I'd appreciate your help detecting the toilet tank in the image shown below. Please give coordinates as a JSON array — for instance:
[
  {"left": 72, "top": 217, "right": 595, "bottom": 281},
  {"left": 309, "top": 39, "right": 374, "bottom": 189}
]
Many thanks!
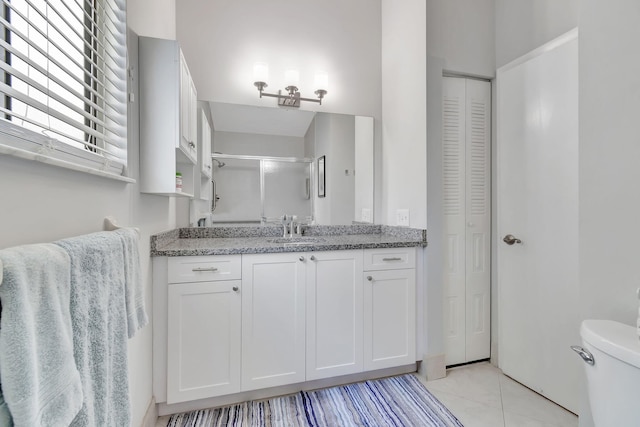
[{"left": 580, "top": 320, "right": 640, "bottom": 426}]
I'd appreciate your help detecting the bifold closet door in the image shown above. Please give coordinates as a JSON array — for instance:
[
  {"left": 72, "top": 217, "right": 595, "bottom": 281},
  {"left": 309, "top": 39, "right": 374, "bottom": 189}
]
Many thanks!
[{"left": 443, "top": 77, "right": 491, "bottom": 366}]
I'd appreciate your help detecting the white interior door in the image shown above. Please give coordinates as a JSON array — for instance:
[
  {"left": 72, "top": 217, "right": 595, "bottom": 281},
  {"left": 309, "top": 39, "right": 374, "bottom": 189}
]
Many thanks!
[
  {"left": 497, "top": 29, "right": 580, "bottom": 413},
  {"left": 443, "top": 77, "right": 491, "bottom": 366}
]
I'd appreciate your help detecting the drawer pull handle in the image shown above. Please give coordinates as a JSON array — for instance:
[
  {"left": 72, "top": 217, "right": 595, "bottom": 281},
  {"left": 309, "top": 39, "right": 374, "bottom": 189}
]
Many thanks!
[
  {"left": 367, "top": 276, "right": 373, "bottom": 281},
  {"left": 192, "top": 267, "right": 219, "bottom": 272},
  {"left": 232, "top": 286, "right": 239, "bottom": 292},
  {"left": 382, "top": 257, "right": 402, "bottom": 261}
]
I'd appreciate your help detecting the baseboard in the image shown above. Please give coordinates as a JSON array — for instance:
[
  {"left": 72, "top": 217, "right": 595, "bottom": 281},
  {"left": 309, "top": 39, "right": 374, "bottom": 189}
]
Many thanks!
[
  {"left": 418, "top": 353, "right": 446, "bottom": 380},
  {"left": 141, "top": 396, "right": 158, "bottom": 427},
  {"left": 157, "top": 363, "right": 417, "bottom": 417}
]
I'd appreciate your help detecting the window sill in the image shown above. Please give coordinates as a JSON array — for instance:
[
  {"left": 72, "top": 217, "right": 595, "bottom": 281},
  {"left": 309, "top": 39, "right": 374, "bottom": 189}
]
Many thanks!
[{"left": 0, "top": 143, "right": 136, "bottom": 184}]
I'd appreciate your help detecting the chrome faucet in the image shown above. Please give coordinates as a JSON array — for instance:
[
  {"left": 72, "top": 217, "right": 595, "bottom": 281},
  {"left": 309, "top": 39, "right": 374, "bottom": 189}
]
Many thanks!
[
  {"left": 281, "top": 215, "right": 292, "bottom": 238},
  {"left": 281, "top": 215, "right": 302, "bottom": 238}
]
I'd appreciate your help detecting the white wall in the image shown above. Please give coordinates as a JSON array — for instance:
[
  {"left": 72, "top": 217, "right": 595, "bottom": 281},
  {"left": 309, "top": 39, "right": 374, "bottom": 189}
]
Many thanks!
[
  {"left": 175, "top": 0, "right": 381, "bottom": 119},
  {"left": 495, "top": 0, "right": 579, "bottom": 68},
  {"left": 127, "top": 0, "right": 176, "bottom": 40},
  {"left": 427, "top": 0, "right": 496, "bottom": 77},
  {"left": 380, "top": 0, "right": 427, "bottom": 228},
  {"left": 0, "top": 21, "right": 179, "bottom": 425},
  {"left": 578, "top": 1, "right": 640, "bottom": 423}
]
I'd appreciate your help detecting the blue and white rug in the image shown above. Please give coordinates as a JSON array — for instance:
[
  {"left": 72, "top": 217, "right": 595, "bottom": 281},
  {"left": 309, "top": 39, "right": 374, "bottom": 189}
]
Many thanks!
[{"left": 167, "top": 374, "right": 464, "bottom": 426}]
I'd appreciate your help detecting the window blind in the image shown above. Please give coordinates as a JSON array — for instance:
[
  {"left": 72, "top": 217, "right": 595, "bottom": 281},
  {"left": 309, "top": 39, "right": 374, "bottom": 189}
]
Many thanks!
[{"left": 0, "top": 0, "right": 128, "bottom": 177}]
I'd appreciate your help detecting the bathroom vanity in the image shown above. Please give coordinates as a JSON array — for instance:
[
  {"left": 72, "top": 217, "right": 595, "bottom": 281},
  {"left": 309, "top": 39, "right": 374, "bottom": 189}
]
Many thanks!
[{"left": 150, "top": 225, "right": 426, "bottom": 415}]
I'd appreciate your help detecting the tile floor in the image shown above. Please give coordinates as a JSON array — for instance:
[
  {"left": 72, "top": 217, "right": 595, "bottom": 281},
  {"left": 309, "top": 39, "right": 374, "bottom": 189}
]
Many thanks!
[
  {"left": 156, "top": 361, "right": 578, "bottom": 427},
  {"left": 420, "top": 361, "right": 578, "bottom": 427}
]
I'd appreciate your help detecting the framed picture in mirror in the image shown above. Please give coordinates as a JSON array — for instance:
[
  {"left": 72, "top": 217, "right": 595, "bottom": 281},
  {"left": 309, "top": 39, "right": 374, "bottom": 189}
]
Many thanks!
[{"left": 318, "top": 156, "right": 326, "bottom": 198}]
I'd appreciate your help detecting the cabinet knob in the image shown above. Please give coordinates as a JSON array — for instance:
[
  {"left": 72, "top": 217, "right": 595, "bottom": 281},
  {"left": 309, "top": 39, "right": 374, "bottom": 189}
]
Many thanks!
[
  {"left": 189, "top": 142, "right": 195, "bottom": 148},
  {"left": 310, "top": 255, "right": 316, "bottom": 261},
  {"left": 367, "top": 276, "right": 373, "bottom": 281},
  {"left": 299, "top": 256, "right": 305, "bottom": 262},
  {"left": 232, "top": 286, "right": 239, "bottom": 292}
]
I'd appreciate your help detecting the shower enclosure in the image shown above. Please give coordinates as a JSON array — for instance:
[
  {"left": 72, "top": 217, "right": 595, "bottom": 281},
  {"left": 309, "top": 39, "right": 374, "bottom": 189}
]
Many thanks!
[{"left": 211, "top": 153, "right": 313, "bottom": 224}]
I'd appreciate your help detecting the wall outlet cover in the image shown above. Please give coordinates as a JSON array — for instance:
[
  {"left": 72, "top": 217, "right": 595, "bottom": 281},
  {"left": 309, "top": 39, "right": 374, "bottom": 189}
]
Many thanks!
[
  {"left": 396, "top": 209, "right": 410, "bottom": 226},
  {"left": 361, "top": 208, "right": 372, "bottom": 223}
]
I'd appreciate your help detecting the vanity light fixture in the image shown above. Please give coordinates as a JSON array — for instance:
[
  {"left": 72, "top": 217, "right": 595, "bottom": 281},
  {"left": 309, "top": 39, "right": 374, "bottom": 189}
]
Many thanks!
[{"left": 253, "top": 63, "right": 328, "bottom": 108}]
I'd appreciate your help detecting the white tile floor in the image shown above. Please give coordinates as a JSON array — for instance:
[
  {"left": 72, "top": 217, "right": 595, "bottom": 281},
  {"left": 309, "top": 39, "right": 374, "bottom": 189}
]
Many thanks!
[
  {"left": 156, "top": 361, "right": 579, "bottom": 427},
  {"left": 420, "top": 361, "right": 578, "bottom": 427}
]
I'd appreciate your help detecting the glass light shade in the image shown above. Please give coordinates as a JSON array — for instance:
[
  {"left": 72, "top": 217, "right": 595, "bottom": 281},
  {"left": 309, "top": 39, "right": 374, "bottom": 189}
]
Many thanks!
[
  {"left": 253, "top": 62, "right": 269, "bottom": 82},
  {"left": 314, "top": 71, "right": 329, "bottom": 91},
  {"left": 284, "top": 69, "right": 300, "bottom": 87}
]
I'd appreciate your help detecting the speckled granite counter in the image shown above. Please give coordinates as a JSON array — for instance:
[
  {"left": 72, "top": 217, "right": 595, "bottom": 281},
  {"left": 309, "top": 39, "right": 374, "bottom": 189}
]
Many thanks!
[{"left": 151, "top": 224, "right": 427, "bottom": 257}]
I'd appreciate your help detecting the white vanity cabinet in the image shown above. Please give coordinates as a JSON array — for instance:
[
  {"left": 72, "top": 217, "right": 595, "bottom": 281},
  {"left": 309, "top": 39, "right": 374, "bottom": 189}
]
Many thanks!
[
  {"left": 305, "top": 250, "right": 364, "bottom": 380},
  {"left": 363, "top": 248, "right": 416, "bottom": 371},
  {"left": 154, "top": 246, "right": 419, "bottom": 412},
  {"left": 241, "top": 253, "right": 306, "bottom": 390},
  {"left": 166, "top": 256, "right": 242, "bottom": 404},
  {"left": 139, "top": 36, "right": 197, "bottom": 196}
]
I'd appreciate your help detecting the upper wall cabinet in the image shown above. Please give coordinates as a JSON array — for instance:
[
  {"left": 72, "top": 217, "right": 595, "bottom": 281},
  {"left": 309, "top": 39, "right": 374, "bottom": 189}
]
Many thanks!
[{"left": 139, "top": 36, "right": 198, "bottom": 196}]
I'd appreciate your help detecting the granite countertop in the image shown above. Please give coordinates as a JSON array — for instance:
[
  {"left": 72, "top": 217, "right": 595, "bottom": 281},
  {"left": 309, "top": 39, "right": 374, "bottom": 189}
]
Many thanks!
[{"left": 151, "top": 224, "right": 427, "bottom": 257}]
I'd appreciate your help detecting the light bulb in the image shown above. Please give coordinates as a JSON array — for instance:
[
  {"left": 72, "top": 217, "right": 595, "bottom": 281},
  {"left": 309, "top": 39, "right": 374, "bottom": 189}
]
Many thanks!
[
  {"left": 314, "top": 71, "right": 328, "bottom": 91},
  {"left": 253, "top": 62, "right": 268, "bottom": 83},
  {"left": 284, "top": 69, "right": 300, "bottom": 87}
]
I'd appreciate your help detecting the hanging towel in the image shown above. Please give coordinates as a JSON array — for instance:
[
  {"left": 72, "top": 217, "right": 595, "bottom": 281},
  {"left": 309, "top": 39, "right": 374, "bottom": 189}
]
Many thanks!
[
  {"left": 55, "top": 232, "right": 131, "bottom": 427},
  {"left": 0, "top": 243, "right": 83, "bottom": 427},
  {"left": 114, "top": 228, "right": 148, "bottom": 338}
]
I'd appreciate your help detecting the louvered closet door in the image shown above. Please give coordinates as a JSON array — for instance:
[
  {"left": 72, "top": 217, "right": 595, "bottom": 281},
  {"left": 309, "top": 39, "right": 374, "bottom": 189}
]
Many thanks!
[{"left": 443, "top": 77, "right": 491, "bottom": 366}]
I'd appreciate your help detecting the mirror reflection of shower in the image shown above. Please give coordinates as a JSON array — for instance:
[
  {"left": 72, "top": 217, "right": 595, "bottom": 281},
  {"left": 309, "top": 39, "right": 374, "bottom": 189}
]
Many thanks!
[{"left": 211, "top": 153, "right": 313, "bottom": 223}]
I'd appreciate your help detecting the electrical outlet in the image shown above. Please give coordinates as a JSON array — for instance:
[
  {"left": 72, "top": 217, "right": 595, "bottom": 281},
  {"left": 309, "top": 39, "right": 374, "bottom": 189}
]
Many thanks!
[
  {"left": 396, "top": 209, "right": 410, "bottom": 226},
  {"left": 361, "top": 208, "right": 372, "bottom": 223}
]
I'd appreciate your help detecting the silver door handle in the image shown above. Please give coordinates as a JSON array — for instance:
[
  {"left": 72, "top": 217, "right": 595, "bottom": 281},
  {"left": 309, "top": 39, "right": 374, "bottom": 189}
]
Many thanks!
[
  {"left": 382, "top": 257, "right": 402, "bottom": 261},
  {"left": 571, "top": 345, "right": 594, "bottom": 365},
  {"left": 503, "top": 234, "right": 522, "bottom": 245},
  {"left": 192, "top": 267, "right": 218, "bottom": 272}
]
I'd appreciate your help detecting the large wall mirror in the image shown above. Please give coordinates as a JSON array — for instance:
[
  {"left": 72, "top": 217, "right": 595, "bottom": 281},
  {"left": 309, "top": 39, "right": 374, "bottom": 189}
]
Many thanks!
[{"left": 206, "top": 102, "right": 374, "bottom": 226}]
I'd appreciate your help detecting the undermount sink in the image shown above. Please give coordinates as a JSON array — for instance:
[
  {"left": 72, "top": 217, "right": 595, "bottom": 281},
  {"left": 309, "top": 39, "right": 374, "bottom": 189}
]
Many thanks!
[{"left": 267, "top": 237, "right": 327, "bottom": 245}]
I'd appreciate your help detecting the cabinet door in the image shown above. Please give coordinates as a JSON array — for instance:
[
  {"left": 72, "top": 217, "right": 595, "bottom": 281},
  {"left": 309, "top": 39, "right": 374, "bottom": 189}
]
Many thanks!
[
  {"left": 179, "top": 52, "right": 191, "bottom": 152},
  {"left": 241, "top": 253, "right": 306, "bottom": 391},
  {"left": 201, "top": 109, "right": 212, "bottom": 178},
  {"left": 306, "top": 250, "right": 363, "bottom": 380},
  {"left": 167, "top": 280, "right": 241, "bottom": 404},
  {"left": 363, "top": 268, "right": 416, "bottom": 371}
]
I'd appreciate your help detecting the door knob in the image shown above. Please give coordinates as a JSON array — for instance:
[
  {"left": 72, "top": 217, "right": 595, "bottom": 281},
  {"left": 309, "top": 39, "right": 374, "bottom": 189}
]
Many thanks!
[{"left": 503, "top": 234, "right": 522, "bottom": 245}]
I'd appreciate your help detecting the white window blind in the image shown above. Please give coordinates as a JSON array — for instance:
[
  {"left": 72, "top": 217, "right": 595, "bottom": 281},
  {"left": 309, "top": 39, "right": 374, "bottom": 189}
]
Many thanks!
[{"left": 0, "top": 0, "right": 129, "bottom": 178}]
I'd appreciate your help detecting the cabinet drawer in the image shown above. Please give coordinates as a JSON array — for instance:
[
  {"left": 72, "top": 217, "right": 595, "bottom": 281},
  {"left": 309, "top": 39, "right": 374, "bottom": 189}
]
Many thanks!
[
  {"left": 168, "top": 255, "right": 241, "bottom": 283},
  {"left": 364, "top": 248, "right": 415, "bottom": 271}
]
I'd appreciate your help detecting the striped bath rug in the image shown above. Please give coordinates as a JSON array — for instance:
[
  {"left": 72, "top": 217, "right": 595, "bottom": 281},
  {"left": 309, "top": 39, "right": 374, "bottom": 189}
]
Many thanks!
[{"left": 167, "top": 374, "right": 463, "bottom": 427}]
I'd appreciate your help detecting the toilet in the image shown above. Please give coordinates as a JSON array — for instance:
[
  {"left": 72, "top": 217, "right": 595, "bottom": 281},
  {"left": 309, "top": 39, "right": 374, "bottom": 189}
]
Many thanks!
[{"left": 575, "top": 320, "right": 640, "bottom": 426}]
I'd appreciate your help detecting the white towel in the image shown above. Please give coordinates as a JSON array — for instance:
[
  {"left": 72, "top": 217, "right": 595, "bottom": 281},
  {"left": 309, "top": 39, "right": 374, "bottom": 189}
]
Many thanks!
[
  {"left": 0, "top": 243, "right": 83, "bottom": 427},
  {"left": 115, "top": 228, "right": 148, "bottom": 338},
  {"left": 55, "top": 232, "right": 131, "bottom": 427}
]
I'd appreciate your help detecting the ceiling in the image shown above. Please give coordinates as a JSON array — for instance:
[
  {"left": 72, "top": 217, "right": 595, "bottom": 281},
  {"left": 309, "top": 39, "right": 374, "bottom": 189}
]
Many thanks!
[{"left": 209, "top": 102, "right": 316, "bottom": 137}]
